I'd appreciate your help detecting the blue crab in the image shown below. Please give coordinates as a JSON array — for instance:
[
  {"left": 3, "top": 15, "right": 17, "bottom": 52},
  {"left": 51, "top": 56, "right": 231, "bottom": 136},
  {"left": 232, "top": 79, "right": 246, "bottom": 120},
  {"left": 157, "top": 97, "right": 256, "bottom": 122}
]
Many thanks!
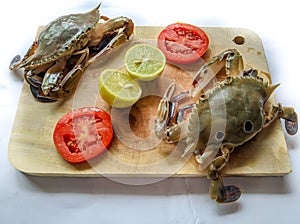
[
  {"left": 155, "top": 49, "right": 298, "bottom": 203},
  {"left": 9, "top": 3, "right": 134, "bottom": 102}
]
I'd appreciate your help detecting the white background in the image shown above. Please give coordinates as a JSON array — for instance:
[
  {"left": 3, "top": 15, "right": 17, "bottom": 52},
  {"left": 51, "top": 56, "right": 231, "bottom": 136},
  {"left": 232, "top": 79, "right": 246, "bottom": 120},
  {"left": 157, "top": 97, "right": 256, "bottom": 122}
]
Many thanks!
[{"left": 1, "top": 0, "right": 300, "bottom": 223}]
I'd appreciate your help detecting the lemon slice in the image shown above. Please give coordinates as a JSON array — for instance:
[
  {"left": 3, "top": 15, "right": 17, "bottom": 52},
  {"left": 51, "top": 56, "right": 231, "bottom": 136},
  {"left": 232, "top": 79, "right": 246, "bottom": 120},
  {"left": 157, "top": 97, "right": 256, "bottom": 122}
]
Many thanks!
[
  {"left": 98, "top": 69, "right": 142, "bottom": 108},
  {"left": 124, "top": 44, "right": 166, "bottom": 81}
]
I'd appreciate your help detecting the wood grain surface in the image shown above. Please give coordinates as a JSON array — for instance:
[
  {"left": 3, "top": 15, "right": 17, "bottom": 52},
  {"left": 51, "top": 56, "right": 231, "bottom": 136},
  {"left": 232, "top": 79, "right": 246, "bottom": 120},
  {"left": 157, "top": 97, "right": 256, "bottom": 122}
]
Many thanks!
[{"left": 8, "top": 26, "right": 292, "bottom": 177}]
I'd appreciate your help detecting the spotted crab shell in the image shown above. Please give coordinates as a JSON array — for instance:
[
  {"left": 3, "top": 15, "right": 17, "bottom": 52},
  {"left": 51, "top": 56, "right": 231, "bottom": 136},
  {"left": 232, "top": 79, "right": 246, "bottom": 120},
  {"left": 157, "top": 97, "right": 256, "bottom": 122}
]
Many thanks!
[
  {"left": 186, "top": 76, "right": 278, "bottom": 155},
  {"left": 21, "top": 4, "right": 100, "bottom": 69}
]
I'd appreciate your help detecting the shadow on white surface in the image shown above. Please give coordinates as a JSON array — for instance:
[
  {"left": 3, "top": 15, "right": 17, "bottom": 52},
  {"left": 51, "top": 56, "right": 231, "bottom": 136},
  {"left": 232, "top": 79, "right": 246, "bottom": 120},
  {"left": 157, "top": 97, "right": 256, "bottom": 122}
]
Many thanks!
[
  {"left": 19, "top": 172, "right": 291, "bottom": 196},
  {"left": 10, "top": 171, "right": 290, "bottom": 218}
]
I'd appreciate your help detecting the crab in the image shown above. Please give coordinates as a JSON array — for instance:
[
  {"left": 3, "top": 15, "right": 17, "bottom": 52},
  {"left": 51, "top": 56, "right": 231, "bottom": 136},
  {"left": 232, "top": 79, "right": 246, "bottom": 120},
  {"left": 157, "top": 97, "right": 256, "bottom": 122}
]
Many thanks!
[
  {"left": 9, "top": 3, "right": 134, "bottom": 102},
  {"left": 154, "top": 49, "right": 298, "bottom": 203}
]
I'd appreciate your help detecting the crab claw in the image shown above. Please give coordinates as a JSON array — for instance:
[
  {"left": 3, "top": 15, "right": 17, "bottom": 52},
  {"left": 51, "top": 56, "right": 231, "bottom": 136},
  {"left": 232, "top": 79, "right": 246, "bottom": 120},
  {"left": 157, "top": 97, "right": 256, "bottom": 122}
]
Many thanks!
[
  {"left": 154, "top": 82, "right": 177, "bottom": 139},
  {"left": 154, "top": 82, "right": 191, "bottom": 143},
  {"left": 190, "top": 49, "right": 244, "bottom": 98}
]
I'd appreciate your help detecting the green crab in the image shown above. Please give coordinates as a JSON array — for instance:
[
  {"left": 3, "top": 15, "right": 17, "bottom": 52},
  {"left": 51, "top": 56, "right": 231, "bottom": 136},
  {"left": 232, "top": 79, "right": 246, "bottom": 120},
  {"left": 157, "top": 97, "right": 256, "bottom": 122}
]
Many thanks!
[
  {"left": 9, "top": 3, "right": 134, "bottom": 102},
  {"left": 155, "top": 49, "right": 298, "bottom": 203}
]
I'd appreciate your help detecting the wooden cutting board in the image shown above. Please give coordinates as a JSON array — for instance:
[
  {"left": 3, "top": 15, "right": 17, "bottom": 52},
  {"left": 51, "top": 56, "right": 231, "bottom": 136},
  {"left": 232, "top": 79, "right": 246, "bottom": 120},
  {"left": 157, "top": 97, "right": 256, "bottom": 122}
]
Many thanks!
[{"left": 8, "top": 26, "right": 292, "bottom": 177}]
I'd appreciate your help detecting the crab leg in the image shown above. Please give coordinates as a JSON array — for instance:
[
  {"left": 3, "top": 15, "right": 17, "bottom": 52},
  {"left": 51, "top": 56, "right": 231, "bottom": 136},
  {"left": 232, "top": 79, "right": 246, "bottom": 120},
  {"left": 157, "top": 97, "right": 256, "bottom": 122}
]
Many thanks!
[
  {"left": 54, "top": 49, "right": 89, "bottom": 91},
  {"left": 87, "top": 30, "right": 130, "bottom": 66},
  {"left": 190, "top": 49, "right": 244, "bottom": 98},
  {"left": 207, "top": 145, "right": 241, "bottom": 203},
  {"left": 9, "top": 41, "right": 39, "bottom": 70},
  {"left": 264, "top": 102, "right": 298, "bottom": 135},
  {"left": 28, "top": 48, "right": 89, "bottom": 102},
  {"left": 194, "top": 144, "right": 221, "bottom": 170},
  {"left": 279, "top": 105, "right": 298, "bottom": 135},
  {"left": 89, "top": 16, "right": 134, "bottom": 47}
]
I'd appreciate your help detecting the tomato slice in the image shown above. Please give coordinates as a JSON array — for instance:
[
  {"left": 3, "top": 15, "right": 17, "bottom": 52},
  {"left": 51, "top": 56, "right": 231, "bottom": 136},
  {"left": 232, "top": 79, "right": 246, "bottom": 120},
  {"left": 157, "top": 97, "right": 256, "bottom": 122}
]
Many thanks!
[
  {"left": 157, "top": 23, "right": 209, "bottom": 64},
  {"left": 53, "top": 107, "right": 113, "bottom": 163}
]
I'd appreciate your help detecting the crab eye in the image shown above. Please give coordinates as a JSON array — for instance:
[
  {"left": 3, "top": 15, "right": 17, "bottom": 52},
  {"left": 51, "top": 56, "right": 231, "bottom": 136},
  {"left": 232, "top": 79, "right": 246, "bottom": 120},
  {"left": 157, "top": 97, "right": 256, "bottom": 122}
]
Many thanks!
[
  {"left": 215, "top": 131, "right": 225, "bottom": 141},
  {"left": 243, "top": 120, "right": 254, "bottom": 133}
]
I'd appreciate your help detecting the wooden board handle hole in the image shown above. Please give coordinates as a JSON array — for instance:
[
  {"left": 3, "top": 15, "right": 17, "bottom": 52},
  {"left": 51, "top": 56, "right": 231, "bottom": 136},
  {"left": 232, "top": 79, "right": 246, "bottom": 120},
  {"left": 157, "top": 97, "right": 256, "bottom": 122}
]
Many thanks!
[{"left": 233, "top": 36, "right": 245, "bottom": 45}]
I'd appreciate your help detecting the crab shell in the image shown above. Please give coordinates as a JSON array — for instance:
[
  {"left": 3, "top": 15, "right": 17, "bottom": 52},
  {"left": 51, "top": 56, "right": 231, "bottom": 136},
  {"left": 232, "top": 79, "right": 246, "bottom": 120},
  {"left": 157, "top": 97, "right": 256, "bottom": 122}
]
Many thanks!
[
  {"left": 186, "top": 76, "right": 279, "bottom": 168},
  {"left": 16, "top": 4, "right": 101, "bottom": 70}
]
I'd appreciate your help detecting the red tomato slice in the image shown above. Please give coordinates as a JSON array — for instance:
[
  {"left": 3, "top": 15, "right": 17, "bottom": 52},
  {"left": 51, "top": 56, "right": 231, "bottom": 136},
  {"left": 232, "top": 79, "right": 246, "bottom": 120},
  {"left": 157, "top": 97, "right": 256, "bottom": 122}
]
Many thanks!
[
  {"left": 157, "top": 23, "right": 209, "bottom": 64},
  {"left": 53, "top": 107, "right": 113, "bottom": 163}
]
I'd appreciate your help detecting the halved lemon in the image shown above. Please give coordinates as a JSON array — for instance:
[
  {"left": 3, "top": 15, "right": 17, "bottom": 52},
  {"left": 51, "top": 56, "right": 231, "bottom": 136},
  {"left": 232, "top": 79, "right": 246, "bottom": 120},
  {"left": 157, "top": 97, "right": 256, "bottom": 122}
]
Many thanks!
[
  {"left": 124, "top": 44, "right": 166, "bottom": 81},
  {"left": 98, "top": 69, "right": 142, "bottom": 108}
]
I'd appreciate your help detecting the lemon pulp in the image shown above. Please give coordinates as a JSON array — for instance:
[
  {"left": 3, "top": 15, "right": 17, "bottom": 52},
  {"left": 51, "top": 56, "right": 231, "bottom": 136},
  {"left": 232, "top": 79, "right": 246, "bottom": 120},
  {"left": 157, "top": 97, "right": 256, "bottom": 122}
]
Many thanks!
[
  {"left": 98, "top": 69, "right": 142, "bottom": 108},
  {"left": 124, "top": 44, "right": 166, "bottom": 81}
]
